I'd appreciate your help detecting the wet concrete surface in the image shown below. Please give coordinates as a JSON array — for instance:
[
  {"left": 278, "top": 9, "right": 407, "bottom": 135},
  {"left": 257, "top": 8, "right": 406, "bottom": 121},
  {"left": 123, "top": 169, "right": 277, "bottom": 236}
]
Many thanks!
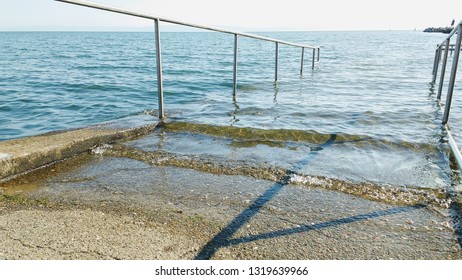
[
  {"left": 0, "top": 115, "right": 157, "bottom": 181},
  {"left": 1, "top": 155, "right": 461, "bottom": 259}
]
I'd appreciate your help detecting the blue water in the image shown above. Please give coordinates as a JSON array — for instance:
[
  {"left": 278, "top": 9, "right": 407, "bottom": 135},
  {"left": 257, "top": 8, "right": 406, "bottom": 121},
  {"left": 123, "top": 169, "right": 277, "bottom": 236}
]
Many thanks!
[
  {"left": 0, "top": 31, "right": 450, "bottom": 140},
  {"left": 1, "top": 31, "right": 461, "bottom": 188}
]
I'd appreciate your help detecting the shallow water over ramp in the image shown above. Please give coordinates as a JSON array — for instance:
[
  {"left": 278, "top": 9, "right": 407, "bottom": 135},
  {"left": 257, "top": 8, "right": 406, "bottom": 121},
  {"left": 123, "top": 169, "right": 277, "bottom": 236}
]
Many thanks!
[
  {"left": 125, "top": 122, "right": 451, "bottom": 189},
  {"left": 2, "top": 156, "right": 459, "bottom": 259}
]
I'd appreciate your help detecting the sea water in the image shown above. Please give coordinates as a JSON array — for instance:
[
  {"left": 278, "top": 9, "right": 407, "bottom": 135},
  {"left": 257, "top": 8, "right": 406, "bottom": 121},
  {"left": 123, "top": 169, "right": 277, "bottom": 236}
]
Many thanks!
[{"left": 1, "top": 31, "right": 461, "bottom": 189}]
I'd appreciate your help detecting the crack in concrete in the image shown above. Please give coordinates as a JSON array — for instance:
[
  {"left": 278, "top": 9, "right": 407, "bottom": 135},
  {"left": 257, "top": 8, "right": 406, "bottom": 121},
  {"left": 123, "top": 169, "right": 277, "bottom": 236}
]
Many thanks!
[{"left": 5, "top": 233, "right": 121, "bottom": 260}]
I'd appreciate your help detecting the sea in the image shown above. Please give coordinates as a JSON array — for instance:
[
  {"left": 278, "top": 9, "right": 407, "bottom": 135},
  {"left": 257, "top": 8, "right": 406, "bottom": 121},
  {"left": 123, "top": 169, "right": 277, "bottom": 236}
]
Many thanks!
[{"left": 1, "top": 30, "right": 462, "bottom": 191}]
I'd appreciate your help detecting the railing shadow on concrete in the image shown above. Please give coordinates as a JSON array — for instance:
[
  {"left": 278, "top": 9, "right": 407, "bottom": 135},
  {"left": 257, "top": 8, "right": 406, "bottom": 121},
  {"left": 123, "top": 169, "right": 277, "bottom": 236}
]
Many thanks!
[
  {"left": 195, "top": 202, "right": 424, "bottom": 259},
  {"left": 194, "top": 133, "right": 426, "bottom": 259}
]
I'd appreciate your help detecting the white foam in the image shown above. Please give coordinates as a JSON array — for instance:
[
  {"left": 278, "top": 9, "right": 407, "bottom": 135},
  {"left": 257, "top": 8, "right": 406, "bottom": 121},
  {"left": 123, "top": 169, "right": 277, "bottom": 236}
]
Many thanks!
[
  {"left": 91, "top": 144, "right": 112, "bottom": 155},
  {"left": 290, "top": 174, "right": 327, "bottom": 186},
  {"left": 0, "top": 153, "right": 12, "bottom": 160}
]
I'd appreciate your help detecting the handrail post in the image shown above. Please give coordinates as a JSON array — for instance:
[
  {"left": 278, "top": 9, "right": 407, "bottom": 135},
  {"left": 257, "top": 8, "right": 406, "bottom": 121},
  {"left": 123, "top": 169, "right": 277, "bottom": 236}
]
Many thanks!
[
  {"left": 317, "top": 47, "right": 320, "bottom": 62},
  {"left": 154, "top": 18, "right": 164, "bottom": 119},
  {"left": 437, "top": 38, "right": 450, "bottom": 101},
  {"left": 432, "top": 46, "right": 439, "bottom": 77},
  {"left": 312, "top": 48, "right": 316, "bottom": 70},
  {"left": 233, "top": 33, "right": 238, "bottom": 97},
  {"left": 443, "top": 23, "right": 462, "bottom": 125},
  {"left": 275, "top": 42, "right": 279, "bottom": 82},
  {"left": 300, "top": 47, "right": 305, "bottom": 76},
  {"left": 433, "top": 45, "right": 442, "bottom": 83}
]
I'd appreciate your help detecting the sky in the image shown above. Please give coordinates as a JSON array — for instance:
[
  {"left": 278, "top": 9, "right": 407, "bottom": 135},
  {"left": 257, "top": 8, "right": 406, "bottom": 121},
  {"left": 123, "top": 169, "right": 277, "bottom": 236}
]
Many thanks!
[{"left": 0, "top": 0, "right": 461, "bottom": 32}]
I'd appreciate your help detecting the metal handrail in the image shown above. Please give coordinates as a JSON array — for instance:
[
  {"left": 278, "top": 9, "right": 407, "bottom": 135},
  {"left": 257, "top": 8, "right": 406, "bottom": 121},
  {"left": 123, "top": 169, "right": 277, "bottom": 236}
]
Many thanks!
[
  {"left": 431, "top": 20, "right": 462, "bottom": 170},
  {"left": 55, "top": 0, "right": 321, "bottom": 119}
]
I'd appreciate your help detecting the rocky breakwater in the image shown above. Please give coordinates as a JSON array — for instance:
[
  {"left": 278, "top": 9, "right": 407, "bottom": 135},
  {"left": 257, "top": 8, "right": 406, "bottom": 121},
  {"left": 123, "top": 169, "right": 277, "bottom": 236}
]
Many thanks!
[{"left": 424, "top": 27, "right": 454, "bottom": 34}]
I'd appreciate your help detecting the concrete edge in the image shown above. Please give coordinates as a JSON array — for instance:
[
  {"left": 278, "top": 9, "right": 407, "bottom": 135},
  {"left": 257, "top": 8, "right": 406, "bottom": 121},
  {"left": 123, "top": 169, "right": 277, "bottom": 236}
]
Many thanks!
[{"left": 0, "top": 120, "right": 159, "bottom": 182}]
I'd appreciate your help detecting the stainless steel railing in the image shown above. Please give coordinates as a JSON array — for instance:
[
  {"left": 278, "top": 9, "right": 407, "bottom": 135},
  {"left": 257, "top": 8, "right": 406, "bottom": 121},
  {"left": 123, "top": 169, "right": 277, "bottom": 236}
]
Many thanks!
[
  {"left": 55, "top": 0, "right": 321, "bottom": 119},
  {"left": 432, "top": 20, "right": 462, "bottom": 169}
]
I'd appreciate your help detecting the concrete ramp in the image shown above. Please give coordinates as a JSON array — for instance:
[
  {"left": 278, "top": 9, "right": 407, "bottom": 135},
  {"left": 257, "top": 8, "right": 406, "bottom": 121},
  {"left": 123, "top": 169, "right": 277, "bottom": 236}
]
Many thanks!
[{"left": 0, "top": 115, "right": 158, "bottom": 181}]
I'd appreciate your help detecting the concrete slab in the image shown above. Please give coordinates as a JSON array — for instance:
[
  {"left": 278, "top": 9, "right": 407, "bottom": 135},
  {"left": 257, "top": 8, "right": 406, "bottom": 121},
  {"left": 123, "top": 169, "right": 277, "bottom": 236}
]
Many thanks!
[{"left": 0, "top": 115, "right": 158, "bottom": 181}]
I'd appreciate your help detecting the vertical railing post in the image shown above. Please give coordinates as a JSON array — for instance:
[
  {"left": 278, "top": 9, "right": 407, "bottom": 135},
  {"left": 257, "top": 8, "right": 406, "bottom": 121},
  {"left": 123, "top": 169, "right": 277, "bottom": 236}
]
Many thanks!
[
  {"left": 154, "top": 18, "right": 164, "bottom": 119},
  {"left": 233, "top": 33, "right": 238, "bottom": 97},
  {"left": 433, "top": 45, "right": 442, "bottom": 83},
  {"left": 317, "top": 47, "right": 320, "bottom": 62},
  {"left": 275, "top": 42, "right": 279, "bottom": 82},
  {"left": 443, "top": 24, "right": 462, "bottom": 125},
  {"left": 300, "top": 47, "right": 305, "bottom": 76},
  {"left": 437, "top": 38, "right": 451, "bottom": 101},
  {"left": 432, "top": 46, "right": 440, "bottom": 76},
  {"left": 312, "top": 48, "right": 316, "bottom": 70}
]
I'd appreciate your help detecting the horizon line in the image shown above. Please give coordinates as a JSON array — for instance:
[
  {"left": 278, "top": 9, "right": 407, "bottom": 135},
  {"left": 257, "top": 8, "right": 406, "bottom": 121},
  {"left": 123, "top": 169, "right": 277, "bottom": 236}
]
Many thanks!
[{"left": 0, "top": 27, "right": 423, "bottom": 33}]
